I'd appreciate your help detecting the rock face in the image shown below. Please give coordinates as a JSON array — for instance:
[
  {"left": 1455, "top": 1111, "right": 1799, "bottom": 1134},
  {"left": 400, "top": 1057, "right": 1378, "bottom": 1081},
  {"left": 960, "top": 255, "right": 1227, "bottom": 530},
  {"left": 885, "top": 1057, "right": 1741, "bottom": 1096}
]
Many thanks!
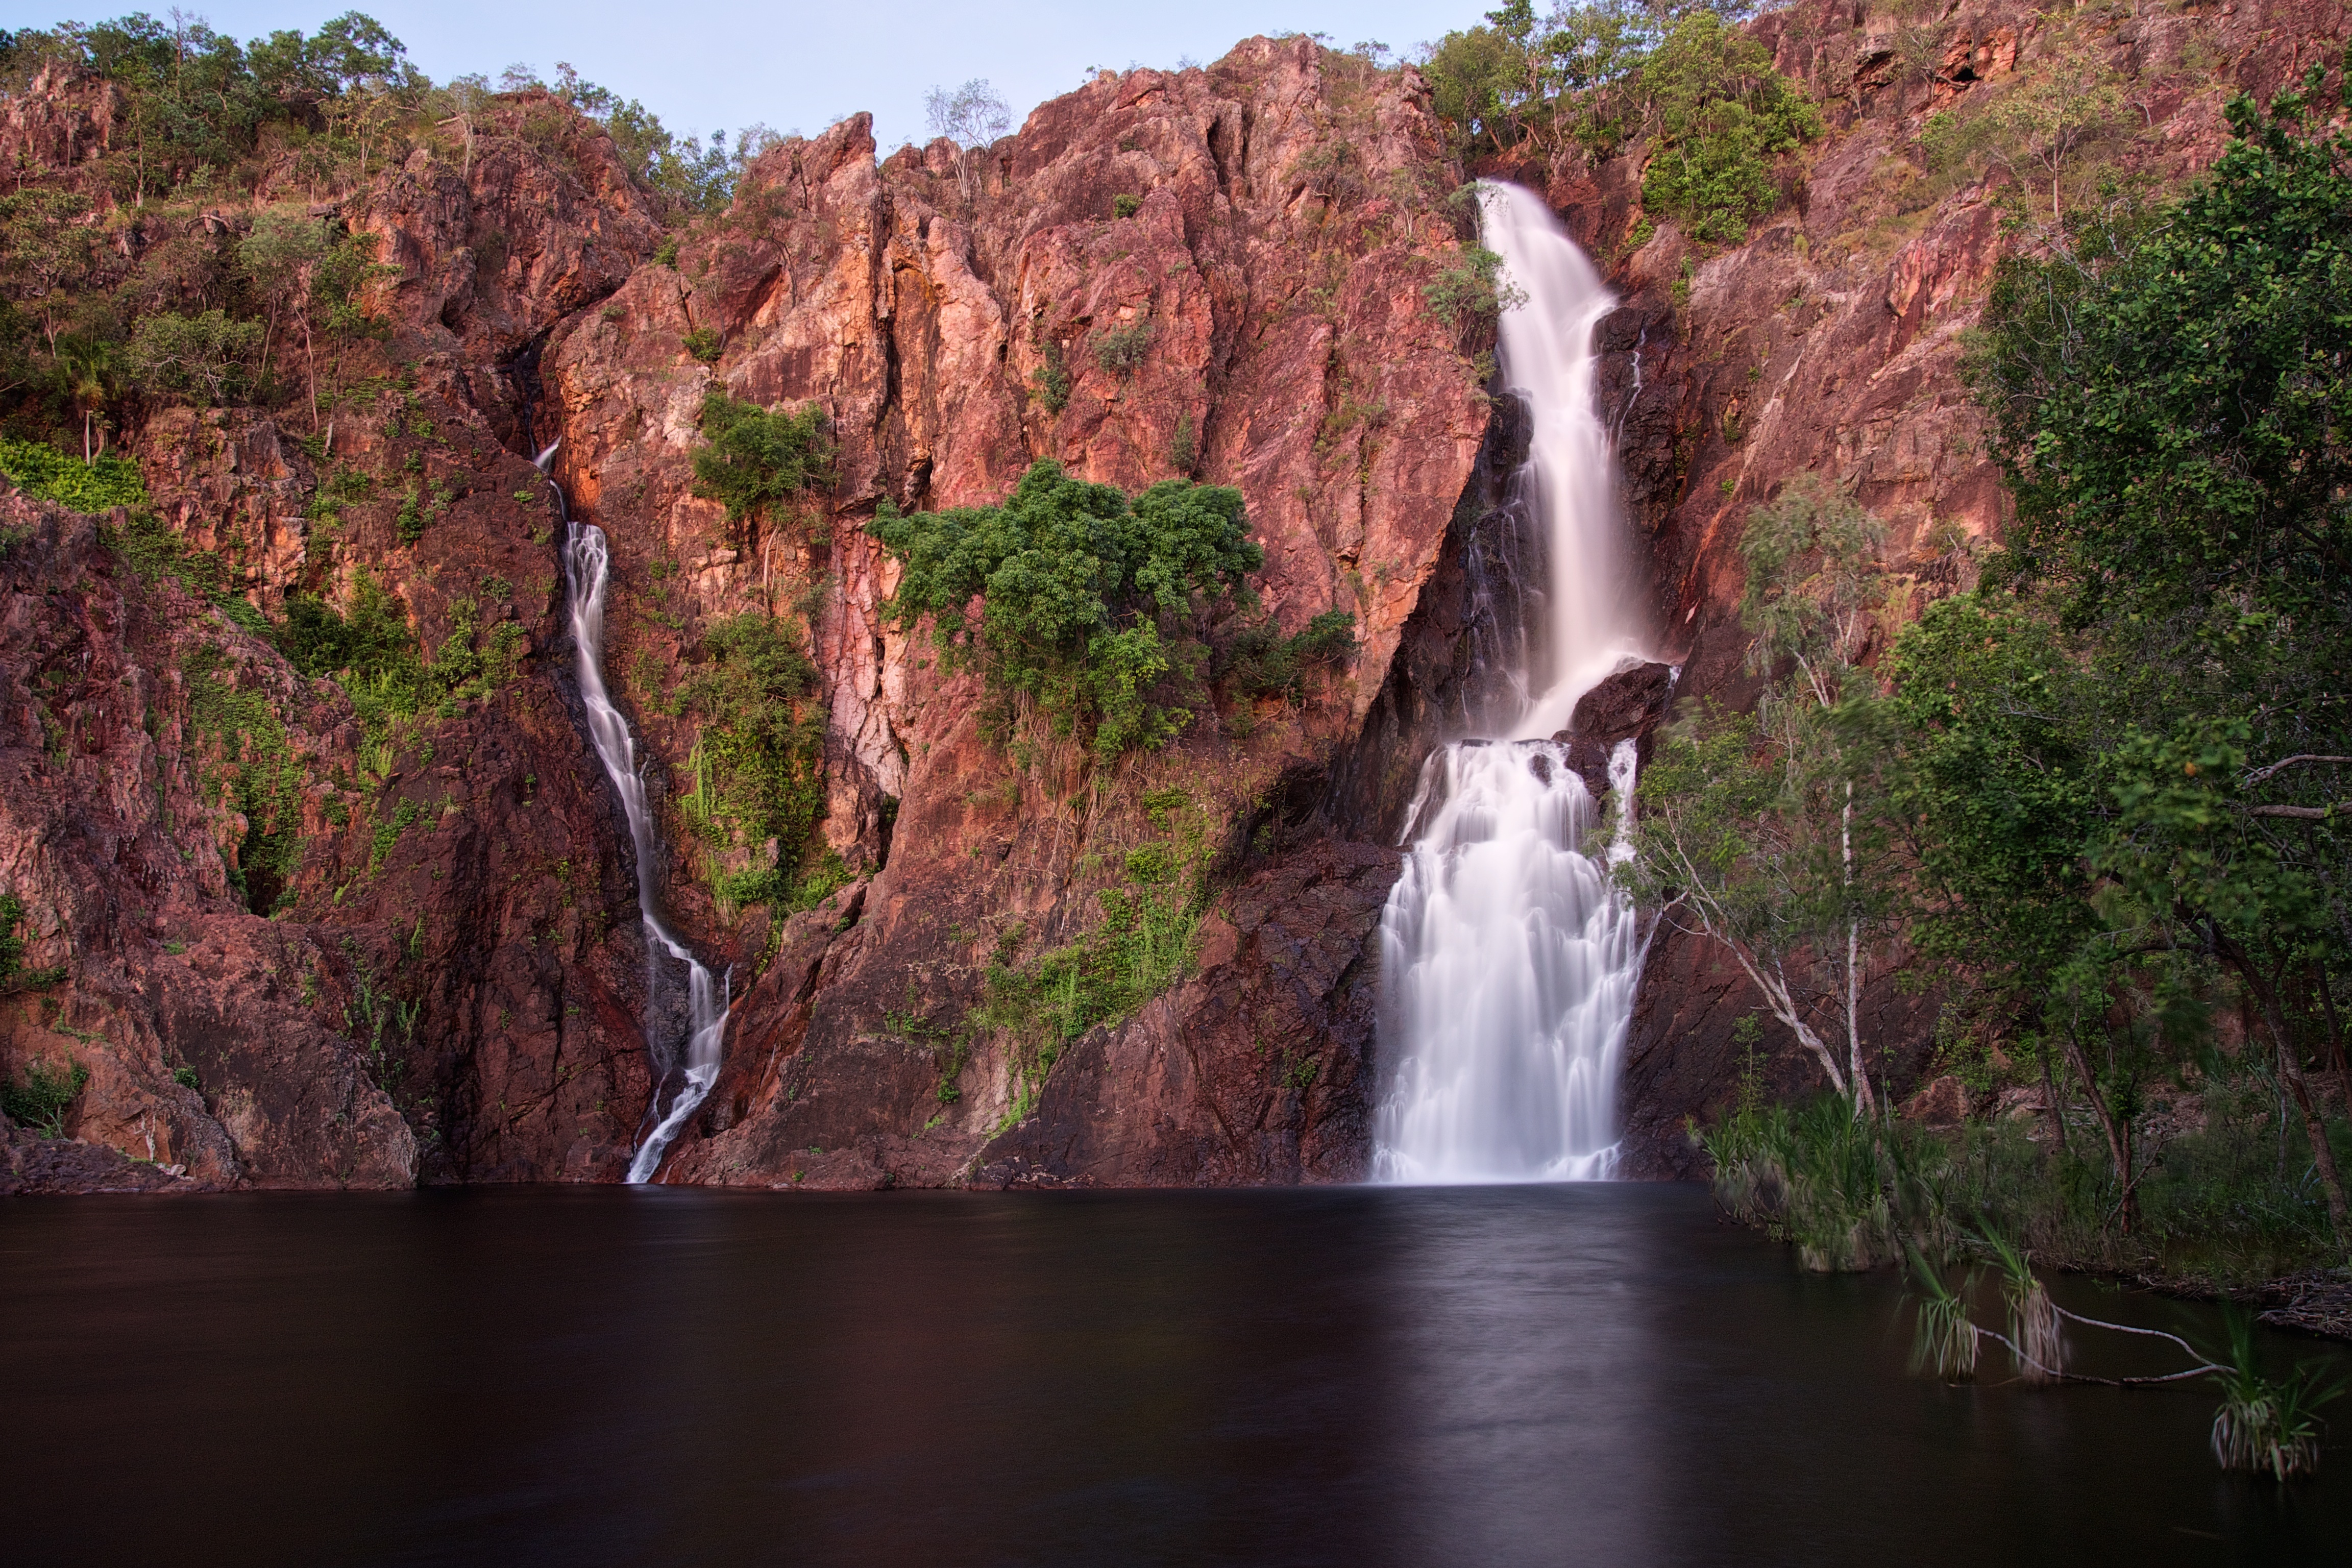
[
  {"left": 1556, "top": 659, "right": 1675, "bottom": 798},
  {"left": 0, "top": 39, "right": 1494, "bottom": 1190},
  {"left": 4, "top": 8, "right": 2340, "bottom": 1191},
  {"left": 1496, "top": 0, "right": 2346, "bottom": 1174}
]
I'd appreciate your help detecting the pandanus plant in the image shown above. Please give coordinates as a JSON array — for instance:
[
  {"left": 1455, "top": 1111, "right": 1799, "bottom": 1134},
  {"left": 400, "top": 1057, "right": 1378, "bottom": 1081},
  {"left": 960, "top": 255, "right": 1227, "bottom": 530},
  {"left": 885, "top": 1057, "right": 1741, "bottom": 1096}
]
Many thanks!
[{"left": 1903, "top": 1232, "right": 2343, "bottom": 1479}]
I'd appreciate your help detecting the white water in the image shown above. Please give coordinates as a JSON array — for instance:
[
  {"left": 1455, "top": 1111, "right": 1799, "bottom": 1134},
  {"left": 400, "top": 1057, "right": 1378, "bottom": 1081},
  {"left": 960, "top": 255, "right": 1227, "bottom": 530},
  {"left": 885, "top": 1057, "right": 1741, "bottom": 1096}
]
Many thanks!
[
  {"left": 1370, "top": 183, "right": 1650, "bottom": 1184},
  {"left": 546, "top": 445, "right": 728, "bottom": 1184}
]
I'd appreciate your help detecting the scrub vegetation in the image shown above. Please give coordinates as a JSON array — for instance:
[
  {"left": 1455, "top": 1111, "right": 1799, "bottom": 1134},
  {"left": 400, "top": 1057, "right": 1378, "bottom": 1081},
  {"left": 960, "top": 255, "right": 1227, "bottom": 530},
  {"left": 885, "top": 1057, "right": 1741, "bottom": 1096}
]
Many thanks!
[{"left": 1630, "top": 73, "right": 2352, "bottom": 1473}]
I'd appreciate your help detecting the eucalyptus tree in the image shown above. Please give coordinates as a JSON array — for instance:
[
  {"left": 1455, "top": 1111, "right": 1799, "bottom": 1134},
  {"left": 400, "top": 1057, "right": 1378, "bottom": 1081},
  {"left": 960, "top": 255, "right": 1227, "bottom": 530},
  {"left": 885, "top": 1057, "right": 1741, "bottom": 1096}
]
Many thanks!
[{"left": 1625, "top": 477, "right": 1899, "bottom": 1115}]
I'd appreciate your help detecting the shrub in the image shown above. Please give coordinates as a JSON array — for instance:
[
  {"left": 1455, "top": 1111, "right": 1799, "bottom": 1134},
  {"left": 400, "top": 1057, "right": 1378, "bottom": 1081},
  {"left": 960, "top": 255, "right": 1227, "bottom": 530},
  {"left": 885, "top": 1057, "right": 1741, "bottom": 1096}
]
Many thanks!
[
  {"left": 126, "top": 309, "right": 265, "bottom": 405},
  {"left": 1031, "top": 339, "right": 1072, "bottom": 412},
  {"left": 1424, "top": 244, "right": 1522, "bottom": 331},
  {"left": 0, "top": 439, "right": 149, "bottom": 511},
  {"left": 690, "top": 391, "right": 831, "bottom": 529},
  {"left": 1638, "top": 14, "right": 1820, "bottom": 244},
  {"left": 0, "top": 1056, "right": 86, "bottom": 1136},
  {"left": 1092, "top": 321, "right": 1153, "bottom": 377},
  {"left": 1216, "top": 609, "right": 1357, "bottom": 702},
  {"left": 1112, "top": 193, "right": 1142, "bottom": 218},
  {"left": 682, "top": 326, "right": 723, "bottom": 363},
  {"left": 675, "top": 612, "right": 829, "bottom": 902},
  {"left": 0, "top": 892, "right": 65, "bottom": 993},
  {"left": 869, "top": 459, "right": 1262, "bottom": 758}
]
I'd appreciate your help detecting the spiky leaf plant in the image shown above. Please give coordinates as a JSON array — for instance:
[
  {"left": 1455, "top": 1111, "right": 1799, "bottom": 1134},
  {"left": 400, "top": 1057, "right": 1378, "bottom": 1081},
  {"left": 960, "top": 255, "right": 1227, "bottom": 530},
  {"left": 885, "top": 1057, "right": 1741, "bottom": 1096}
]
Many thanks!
[
  {"left": 1906, "top": 1246, "right": 1980, "bottom": 1381},
  {"left": 2207, "top": 1310, "right": 2341, "bottom": 1480},
  {"left": 1982, "top": 1229, "right": 2065, "bottom": 1383}
]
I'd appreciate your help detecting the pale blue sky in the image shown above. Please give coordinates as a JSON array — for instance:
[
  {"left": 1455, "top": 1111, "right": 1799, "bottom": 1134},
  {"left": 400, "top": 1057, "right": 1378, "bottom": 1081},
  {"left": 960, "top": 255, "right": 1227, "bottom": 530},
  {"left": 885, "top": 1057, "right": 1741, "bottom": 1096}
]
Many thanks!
[{"left": 93, "top": 2, "right": 1494, "bottom": 152}]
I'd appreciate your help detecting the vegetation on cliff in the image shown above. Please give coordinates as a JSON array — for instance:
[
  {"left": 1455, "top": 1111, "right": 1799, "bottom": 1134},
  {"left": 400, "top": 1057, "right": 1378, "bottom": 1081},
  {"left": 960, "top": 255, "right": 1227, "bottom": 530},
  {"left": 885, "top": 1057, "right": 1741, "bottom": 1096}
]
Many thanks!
[
  {"left": 1423, "top": 1, "right": 1819, "bottom": 242},
  {"left": 1649, "top": 78, "right": 2352, "bottom": 1376},
  {"left": 872, "top": 460, "right": 1266, "bottom": 760}
]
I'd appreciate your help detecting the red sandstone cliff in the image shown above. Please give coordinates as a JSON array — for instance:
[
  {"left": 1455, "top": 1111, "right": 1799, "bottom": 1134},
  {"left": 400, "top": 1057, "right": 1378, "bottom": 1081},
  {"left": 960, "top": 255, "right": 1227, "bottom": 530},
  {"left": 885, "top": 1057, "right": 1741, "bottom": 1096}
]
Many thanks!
[{"left": 5, "top": 7, "right": 2343, "bottom": 1190}]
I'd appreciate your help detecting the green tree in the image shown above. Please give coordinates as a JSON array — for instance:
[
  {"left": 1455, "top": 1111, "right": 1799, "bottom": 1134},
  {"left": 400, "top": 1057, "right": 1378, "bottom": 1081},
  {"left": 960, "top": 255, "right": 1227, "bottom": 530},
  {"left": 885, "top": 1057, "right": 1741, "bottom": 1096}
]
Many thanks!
[
  {"left": 1950, "top": 75, "right": 2352, "bottom": 1241},
  {"left": 1626, "top": 477, "right": 1895, "bottom": 1114},
  {"left": 1637, "top": 12, "right": 1820, "bottom": 243},
  {"left": 870, "top": 460, "right": 1262, "bottom": 759},
  {"left": 690, "top": 392, "right": 832, "bottom": 546}
]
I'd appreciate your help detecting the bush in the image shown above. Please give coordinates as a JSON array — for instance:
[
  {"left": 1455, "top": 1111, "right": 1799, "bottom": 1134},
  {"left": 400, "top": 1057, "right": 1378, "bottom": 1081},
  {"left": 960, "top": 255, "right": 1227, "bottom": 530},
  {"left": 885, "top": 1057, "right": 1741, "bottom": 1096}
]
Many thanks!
[
  {"left": 1031, "top": 339, "right": 1072, "bottom": 412},
  {"left": 675, "top": 612, "right": 829, "bottom": 898},
  {"left": 1216, "top": 609, "right": 1357, "bottom": 702},
  {"left": 1092, "top": 321, "right": 1153, "bottom": 377},
  {"left": 682, "top": 326, "right": 723, "bottom": 363},
  {"left": 0, "top": 439, "right": 149, "bottom": 511},
  {"left": 869, "top": 460, "right": 1263, "bottom": 759},
  {"left": 1637, "top": 14, "right": 1819, "bottom": 244},
  {"left": 0, "top": 892, "right": 65, "bottom": 993},
  {"left": 690, "top": 391, "right": 831, "bottom": 530},
  {"left": 126, "top": 309, "right": 265, "bottom": 405},
  {"left": 1112, "top": 193, "right": 1142, "bottom": 218},
  {"left": 1424, "top": 244, "right": 1520, "bottom": 331},
  {"left": 0, "top": 1056, "right": 86, "bottom": 1136}
]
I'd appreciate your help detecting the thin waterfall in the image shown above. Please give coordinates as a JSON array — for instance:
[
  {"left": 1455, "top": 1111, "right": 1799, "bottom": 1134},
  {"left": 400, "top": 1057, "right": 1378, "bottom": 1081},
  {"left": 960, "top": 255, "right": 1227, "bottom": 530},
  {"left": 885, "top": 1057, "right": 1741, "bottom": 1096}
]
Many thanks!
[
  {"left": 1370, "top": 183, "right": 1650, "bottom": 1184},
  {"left": 541, "top": 444, "right": 728, "bottom": 1184}
]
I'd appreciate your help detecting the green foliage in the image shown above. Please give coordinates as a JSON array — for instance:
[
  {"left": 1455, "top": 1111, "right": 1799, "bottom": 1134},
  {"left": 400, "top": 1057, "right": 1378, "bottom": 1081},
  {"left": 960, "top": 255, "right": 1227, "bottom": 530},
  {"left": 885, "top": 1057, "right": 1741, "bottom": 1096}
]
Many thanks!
[
  {"left": 1921, "top": 81, "right": 2352, "bottom": 1239},
  {"left": 682, "top": 326, "right": 723, "bottom": 363},
  {"left": 550, "top": 63, "right": 780, "bottom": 216},
  {"left": 2207, "top": 1310, "right": 2343, "bottom": 1480},
  {"left": 1423, "top": 243, "right": 1523, "bottom": 333},
  {"left": 126, "top": 310, "right": 266, "bottom": 405},
  {"left": 1420, "top": 2, "right": 1773, "bottom": 158},
  {"left": 0, "top": 1055, "right": 86, "bottom": 1136},
  {"left": 185, "top": 646, "right": 308, "bottom": 911},
  {"left": 673, "top": 614, "right": 830, "bottom": 915},
  {"left": 690, "top": 392, "right": 831, "bottom": 532},
  {"left": 0, "top": 439, "right": 148, "bottom": 512},
  {"left": 1214, "top": 609, "right": 1357, "bottom": 705},
  {"left": 1092, "top": 321, "right": 1153, "bottom": 377},
  {"left": 0, "top": 892, "right": 65, "bottom": 993},
  {"left": 1030, "top": 339, "right": 1072, "bottom": 412},
  {"left": 1112, "top": 193, "right": 1142, "bottom": 218},
  {"left": 1697, "top": 1093, "right": 1947, "bottom": 1270},
  {"left": 1627, "top": 477, "right": 1897, "bottom": 1111},
  {"left": 869, "top": 459, "right": 1263, "bottom": 759},
  {"left": 1638, "top": 13, "right": 1821, "bottom": 243}
]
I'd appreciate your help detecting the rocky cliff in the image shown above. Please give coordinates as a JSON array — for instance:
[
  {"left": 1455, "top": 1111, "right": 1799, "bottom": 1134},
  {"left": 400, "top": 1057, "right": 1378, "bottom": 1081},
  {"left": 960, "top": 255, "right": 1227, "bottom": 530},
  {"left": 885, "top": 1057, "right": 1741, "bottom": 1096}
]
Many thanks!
[{"left": 4, "top": 6, "right": 2342, "bottom": 1191}]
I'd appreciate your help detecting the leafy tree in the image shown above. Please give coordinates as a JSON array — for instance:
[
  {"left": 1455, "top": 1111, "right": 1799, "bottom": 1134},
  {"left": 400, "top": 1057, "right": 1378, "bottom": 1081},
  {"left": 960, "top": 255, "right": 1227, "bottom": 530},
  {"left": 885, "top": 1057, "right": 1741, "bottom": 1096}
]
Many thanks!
[
  {"left": 870, "top": 460, "right": 1263, "bottom": 758},
  {"left": 1626, "top": 477, "right": 1895, "bottom": 1114},
  {"left": 1637, "top": 12, "right": 1820, "bottom": 243},
  {"left": 126, "top": 310, "right": 263, "bottom": 405},
  {"left": 690, "top": 392, "right": 831, "bottom": 545},
  {"left": 924, "top": 79, "right": 1011, "bottom": 202},
  {"left": 1939, "top": 74, "right": 2352, "bottom": 1240}
]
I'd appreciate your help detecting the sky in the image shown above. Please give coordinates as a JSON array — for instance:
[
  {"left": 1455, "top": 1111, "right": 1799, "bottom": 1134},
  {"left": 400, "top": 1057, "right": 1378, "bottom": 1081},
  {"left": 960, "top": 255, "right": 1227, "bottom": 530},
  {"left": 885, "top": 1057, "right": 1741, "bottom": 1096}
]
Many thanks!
[{"left": 85, "top": 2, "right": 1498, "bottom": 152}]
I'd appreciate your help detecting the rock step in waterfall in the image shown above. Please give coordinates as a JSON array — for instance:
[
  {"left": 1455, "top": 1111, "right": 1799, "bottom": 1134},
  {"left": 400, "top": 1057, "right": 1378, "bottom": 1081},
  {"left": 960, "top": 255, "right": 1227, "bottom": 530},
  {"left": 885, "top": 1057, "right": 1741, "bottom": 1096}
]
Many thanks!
[
  {"left": 542, "top": 443, "right": 728, "bottom": 1184},
  {"left": 1372, "top": 182, "right": 1653, "bottom": 1184}
]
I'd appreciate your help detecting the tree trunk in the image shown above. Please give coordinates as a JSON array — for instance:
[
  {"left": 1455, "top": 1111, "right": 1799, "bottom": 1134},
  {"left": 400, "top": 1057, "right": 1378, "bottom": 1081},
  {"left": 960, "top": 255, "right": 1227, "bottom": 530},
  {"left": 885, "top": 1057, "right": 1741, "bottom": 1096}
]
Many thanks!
[
  {"left": 2039, "top": 1034, "right": 2068, "bottom": 1152},
  {"left": 2059, "top": 1019, "right": 2138, "bottom": 1232}
]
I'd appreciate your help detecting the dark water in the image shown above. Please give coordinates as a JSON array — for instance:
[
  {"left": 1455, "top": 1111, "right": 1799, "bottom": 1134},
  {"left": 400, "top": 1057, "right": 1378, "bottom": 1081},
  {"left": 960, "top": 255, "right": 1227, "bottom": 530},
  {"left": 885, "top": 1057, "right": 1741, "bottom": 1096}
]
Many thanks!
[{"left": 2, "top": 1185, "right": 2346, "bottom": 1566}]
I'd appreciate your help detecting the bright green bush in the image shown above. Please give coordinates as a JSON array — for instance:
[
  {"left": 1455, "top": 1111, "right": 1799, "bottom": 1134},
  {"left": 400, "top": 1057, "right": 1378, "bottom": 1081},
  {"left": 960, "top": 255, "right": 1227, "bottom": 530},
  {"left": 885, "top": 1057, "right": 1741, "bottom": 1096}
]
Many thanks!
[
  {"left": 0, "top": 439, "right": 149, "bottom": 511},
  {"left": 868, "top": 459, "right": 1262, "bottom": 758},
  {"left": 690, "top": 391, "right": 831, "bottom": 530},
  {"left": 0, "top": 1055, "right": 86, "bottom": 1135},
  {"left": 1638, "top": 14, "right": 1820, "bottom": 244},
  {"left": 675, "top": 612, "right": 829, "bottom": 904}
]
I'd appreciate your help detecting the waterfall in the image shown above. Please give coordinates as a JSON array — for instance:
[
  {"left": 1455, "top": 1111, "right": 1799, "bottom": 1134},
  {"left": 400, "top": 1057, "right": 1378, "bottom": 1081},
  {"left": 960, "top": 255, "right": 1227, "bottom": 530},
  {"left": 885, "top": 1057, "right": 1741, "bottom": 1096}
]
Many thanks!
[
  {"left": 1370, "top": 183, "right": 1649, "bottom": 1184},
  {"left": 543, "top": 445, "right": 728, "bottom": 1184}
]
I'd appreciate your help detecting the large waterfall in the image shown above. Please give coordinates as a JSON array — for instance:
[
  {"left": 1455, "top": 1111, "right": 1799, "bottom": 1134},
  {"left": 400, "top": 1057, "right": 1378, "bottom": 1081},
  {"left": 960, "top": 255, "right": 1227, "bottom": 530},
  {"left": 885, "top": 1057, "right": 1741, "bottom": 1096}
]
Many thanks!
[
  {"left": 1370, "top": 183, "right": 1650, "bottom": 1184},
  {"left": 545, "top": 446, "right": 728, "bottom": 1184}
]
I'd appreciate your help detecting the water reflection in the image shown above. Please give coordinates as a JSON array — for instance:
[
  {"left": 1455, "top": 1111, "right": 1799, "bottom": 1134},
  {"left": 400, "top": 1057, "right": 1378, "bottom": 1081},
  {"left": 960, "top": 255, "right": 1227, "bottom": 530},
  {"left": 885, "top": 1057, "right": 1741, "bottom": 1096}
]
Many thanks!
[{"left": 0, "top": 1186, "right": 2342, "bottom": 1565}]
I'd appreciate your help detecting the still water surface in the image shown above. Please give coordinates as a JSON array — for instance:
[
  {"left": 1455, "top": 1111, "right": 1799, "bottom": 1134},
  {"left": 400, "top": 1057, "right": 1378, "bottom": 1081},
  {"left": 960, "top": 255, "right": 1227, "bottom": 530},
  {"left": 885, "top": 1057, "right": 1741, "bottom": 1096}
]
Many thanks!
[{"left": 2, "top": 1184, "right": 2345, "bottom": 1565}]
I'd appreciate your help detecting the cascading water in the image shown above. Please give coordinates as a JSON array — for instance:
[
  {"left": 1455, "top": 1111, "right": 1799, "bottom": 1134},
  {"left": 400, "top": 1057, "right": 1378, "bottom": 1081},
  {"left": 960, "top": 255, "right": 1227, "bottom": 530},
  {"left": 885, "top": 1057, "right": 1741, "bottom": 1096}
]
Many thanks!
[
  {"left": 541, "top": 444, "right": 728, "bottom": 1184},
  {"left": 1370, "top": 182, "right": 1650, "bottom": 1184}
]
